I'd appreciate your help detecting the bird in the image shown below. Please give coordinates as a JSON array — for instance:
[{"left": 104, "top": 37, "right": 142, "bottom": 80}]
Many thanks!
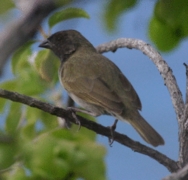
[{"left": 39, "top": 29, "right": 164, "bottom": 147}]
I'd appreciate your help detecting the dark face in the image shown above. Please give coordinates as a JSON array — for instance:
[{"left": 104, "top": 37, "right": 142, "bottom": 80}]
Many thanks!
[{"left": 39, "top": 30, "right": 95, "bottom": 61}]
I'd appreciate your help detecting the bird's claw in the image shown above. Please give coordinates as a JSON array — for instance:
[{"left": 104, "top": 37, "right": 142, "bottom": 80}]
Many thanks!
[
  {"left": 66, "top": 107, "right": 81, "bottom": 131},
  {"left": 108, "top": 119, "right": 118, "bottom": 147}
]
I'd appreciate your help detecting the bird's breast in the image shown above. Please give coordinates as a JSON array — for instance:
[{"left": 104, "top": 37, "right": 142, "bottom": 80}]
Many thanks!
[{"left": 58, "top": 64, "right": 65, "bottom": 88}]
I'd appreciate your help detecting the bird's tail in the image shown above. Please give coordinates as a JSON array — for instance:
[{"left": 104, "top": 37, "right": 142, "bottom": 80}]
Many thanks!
[{"left": 126, "top": 112, "right": 164, "bottom": 147}]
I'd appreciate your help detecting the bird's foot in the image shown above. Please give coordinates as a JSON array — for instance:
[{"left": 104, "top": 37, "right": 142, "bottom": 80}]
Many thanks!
[
  {"left": 66, "top": 107, "right": 81, "bottom": 131},
  {"left": 108, "top": 119, "right": 118, "bottom": 147},
  {"left": 66, "top": 107, "right": 98, "bottom": 131}
]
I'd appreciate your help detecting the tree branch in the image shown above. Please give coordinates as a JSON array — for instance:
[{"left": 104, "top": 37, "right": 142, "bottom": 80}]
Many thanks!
[
  {"left": 163, "top": 164, "right": 188, "bottom": 180},
  {"left": 0, "top": 0, "right": 55, "bottom": 75},
  {"left": 96, "top": 39, "right": 185, "bottom": 121},
  {"left": 178, "top": 63, "right": 188, "bottom": 166},
  {"left": 0, "top": 88, "right": 179, "bottom": 172},
  {"left": 184, "top": 63, "right": 188, "bottom": 105},
  {"left": 96, "top": 38, "right": 187, "bottom": 167}
]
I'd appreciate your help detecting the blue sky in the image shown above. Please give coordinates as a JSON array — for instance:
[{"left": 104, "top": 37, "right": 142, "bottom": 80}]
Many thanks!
[{"left": 1, "top": 0, "right": 188, "bottom": 179}]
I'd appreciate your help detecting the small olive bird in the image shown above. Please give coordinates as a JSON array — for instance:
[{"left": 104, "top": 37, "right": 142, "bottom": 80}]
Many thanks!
[{"left": 39, "top": 30, "right": 164, "bottom": 147}]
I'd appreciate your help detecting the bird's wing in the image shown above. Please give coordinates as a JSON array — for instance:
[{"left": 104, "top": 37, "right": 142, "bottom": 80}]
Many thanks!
[
  {"left": 117, "top": 72, "right": 142, "bottom": 110},
  {"left": 64, "top": 77, "right": 124, "bottom": 115},
  {"left": 61, "top": 52, "right": 142, "bottom": 111}
]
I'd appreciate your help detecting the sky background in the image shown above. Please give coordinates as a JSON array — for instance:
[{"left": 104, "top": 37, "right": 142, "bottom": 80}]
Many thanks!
[{"left": 1, "top": 0, "right": 188, "bottom": 180}]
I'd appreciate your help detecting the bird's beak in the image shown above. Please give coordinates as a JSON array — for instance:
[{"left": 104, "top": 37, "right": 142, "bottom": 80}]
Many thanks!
[{"left": 39, "top": 40, "right": 51, "bottom": 49}]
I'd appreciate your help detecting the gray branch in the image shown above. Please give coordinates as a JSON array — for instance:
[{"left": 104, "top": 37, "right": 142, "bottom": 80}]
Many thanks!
[
  {"left": 0, "top": 88, "right": 179, "bottom": 172},
  {"left": 96, "top": 38, "right": 188, "bottom": 168},
  {"left": 178, "top": 64, "right": 188, "bottom": 166},
  {"left": 0, "top": 0, "right": 55, "bottom": 75},
  {"left": 96, "top": 38, "right": 184, "bottom": 121},
  {"left": 184, "top": 63, "right": 188, "bottom": 105},
  {"left": 96, "top": 38, "right": 188, "bottom": 179},
  {"left": 163, "top": 164, "right": 188, "bottom": 180}
]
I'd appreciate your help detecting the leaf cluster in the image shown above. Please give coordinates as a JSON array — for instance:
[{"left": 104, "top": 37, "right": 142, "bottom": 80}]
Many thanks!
[
  {"left": 0, "top": 1, "right": 106, "bottom": 179},
  {"left": 149, "top": 0, "right": 188, "bottom": 51}
]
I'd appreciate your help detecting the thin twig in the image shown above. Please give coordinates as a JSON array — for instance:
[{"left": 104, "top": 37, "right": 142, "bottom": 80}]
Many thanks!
[{"left": 39, "top": 25, "right": 49, "bottom": 39}]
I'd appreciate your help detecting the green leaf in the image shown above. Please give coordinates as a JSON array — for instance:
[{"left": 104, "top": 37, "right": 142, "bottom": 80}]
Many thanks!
[
  {"left": 11, "top": 41, "right": 35, "bottom": 75},
  {"left": 0, "top": 74, "right": 46, "bottom": 96},
  {"left": 150, "top": 0, "right": 188, "bottom": 51},
  {"left": 5, "top": 102, "right": 22, "bottom": 134},
  {"left": 26, "top": 105, "right": 58, "bottom": 130},
  {"left": 21, "top": 123, "right": 36, "bottom": 141},
  {"left": 23, "top": 130, "right": 71, "bottom": 179},
  {"left": 0, "top": 0, "right": 14, "bottom": 14},
  {"left": 52, "top": 130, "right": 106, "bottom": 180},
  {"left": 104, "top": 0, "right": 137, "bottom": 32},
  {"left": 154, "top": 0, "right": 188, "bottom": 28},
  {"left": 23, "top": 129, "right": 106, "bottom": 179},
  {"left": 0, "top": 98, "right": 7, "bottom": 113},
  {"left": 0, "top": 79, "right": 18, "bottom": 91},
  {"left": 149, "top": 17, "right": 180, "bottom": 52},
  {"left": 19, "top": 71, "right": 48, "bottom": 95},
  {"left": 48, "top": 8, "right": 90, "bottom": 28},
  {"left": 39, "top": 111, "right": 58, "bottom": 130},
  {"left": 76, "top": 142, "right": 106, "bottom": 180},
  {"left": 0, "top": 143, "right": 16, "bottom": 169},
  {"left": 35, "top": 49, "right": 59, "bottom": 83}
]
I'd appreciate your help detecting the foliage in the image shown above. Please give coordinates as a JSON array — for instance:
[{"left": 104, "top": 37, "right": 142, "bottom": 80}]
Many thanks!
[
  {"left": 0, "top": 1, "right": 106, "bottom": 180},
  {"left": 0, "top": 0, "right": 14, "bottom": 14},
  {"left": 149, "top": 0, "right": 188, "bottom": 52},
  {"left": 103, "top": 0, "right": 188, "bottom": 52},
  {"left": 49, "top": 7, "right": 90, "bottom": 28},
  {"left": 104, "top": 0, "right": 137, "bottom": 32}
]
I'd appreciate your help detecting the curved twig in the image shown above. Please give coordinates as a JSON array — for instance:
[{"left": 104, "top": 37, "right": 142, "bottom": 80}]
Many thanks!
[
  {"left": 96, "top": 38, "right": 184, "bottom": 121},
  {"left": 96, "top": 38, "right": 187, "bottom": 168}
]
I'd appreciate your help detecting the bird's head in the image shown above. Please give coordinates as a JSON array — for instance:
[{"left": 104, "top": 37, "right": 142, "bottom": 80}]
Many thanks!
[{"left": 39, "top": 30, "right": 95, "bottom": 61}]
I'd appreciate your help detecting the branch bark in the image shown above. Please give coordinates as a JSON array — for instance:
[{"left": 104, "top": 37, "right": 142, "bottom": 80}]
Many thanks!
[
  {"left": 95, "top": 38, "right": 188, "bottom": 179},
  {"left": 0, "top": 0, "right": 55, "bottom": 75},
  {"left": 184, "top": 63, "right": 188, "bottom": 105},
  {"left": 96, "top": 38, "right": 186, "bottom": 167},
  {"left": 96, "top": 38, "right": 184, "bottom": 121},
  {"left": 178, "top": 64, "right": 188, "bottom": 166},
  {"left": 0, "top": 88, "right": 179, "bottom": 172},
  {"left": 163, "top": 164, "right": 188, "bottom": 180}
]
